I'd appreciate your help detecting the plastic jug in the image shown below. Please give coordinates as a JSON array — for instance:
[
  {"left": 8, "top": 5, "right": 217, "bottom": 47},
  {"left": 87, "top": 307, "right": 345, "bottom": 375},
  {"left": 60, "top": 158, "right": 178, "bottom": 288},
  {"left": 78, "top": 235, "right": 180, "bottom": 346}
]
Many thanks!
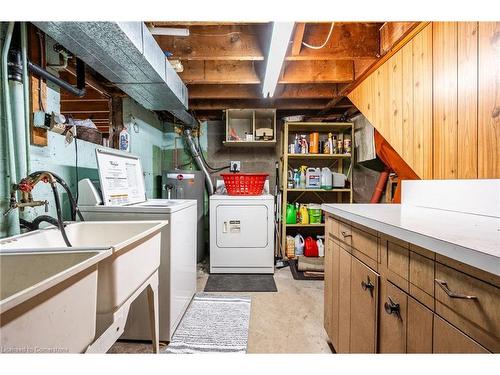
[
  {"left": 294, "top": 234, "right": 305, "bottom": 256},
  {"left": 317, "top": 236, "right": 325, "bottom": 257},
  {"left": 321, "top": 167, "right": 333, "bottom": 190},
  {"left": 286, "top": 203, "right": 297, "bottom": 224},
  {"left": 306, "top": 167, "right": 321, "bottom": 189},
  {"left": 299, "top": 204, "right": 309, "bottom": 224},
  {"left": 304, "top": 236, "right": 319, "bottom": 257}
]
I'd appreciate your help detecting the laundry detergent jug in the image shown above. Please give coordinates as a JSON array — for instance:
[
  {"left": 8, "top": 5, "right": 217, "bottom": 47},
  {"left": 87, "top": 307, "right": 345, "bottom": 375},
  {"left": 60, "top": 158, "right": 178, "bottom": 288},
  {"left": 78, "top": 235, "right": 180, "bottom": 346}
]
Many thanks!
[
  {"left": 316, "top": 236, "right": 325, "bottom": 257},
  {"left": 304, "top": 236, "right": 319, "bottom": 257},
  {"left": 321, "top": 167, "right": 333, "bottom": 190},
  {"left": 294, "top": 234, "right": 305, "bottom": 256},
  {"left": 299, "top": 204, "right": 309, "bottom": 224},
  {"left": 286, "top": 203, "right": 297, "bottom": 224}
]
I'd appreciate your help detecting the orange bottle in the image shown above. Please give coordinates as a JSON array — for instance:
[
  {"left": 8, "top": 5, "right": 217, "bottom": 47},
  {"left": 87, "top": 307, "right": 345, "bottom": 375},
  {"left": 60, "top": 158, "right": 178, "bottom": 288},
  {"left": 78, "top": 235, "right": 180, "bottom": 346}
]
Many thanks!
[{"left": 309, "top": 132, "right": 319, "bottom": 154}]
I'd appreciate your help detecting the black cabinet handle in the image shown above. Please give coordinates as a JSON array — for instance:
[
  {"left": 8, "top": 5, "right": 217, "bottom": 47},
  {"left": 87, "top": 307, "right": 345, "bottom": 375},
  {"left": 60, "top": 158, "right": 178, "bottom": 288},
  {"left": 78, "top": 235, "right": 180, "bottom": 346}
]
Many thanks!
[
  {"left": 341, "top": 231, "right": 352, "bottom": 238},
  {"left": 361, "top": 276, "right": 374, "bottom": 296},
  {"left": 384, "top": 296, "right": 401, "bottom": 319}
]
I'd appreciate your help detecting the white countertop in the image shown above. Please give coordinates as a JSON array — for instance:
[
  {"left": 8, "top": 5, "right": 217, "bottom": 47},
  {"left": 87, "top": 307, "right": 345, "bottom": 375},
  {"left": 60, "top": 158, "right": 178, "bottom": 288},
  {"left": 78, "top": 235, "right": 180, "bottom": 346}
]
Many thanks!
[{"left": 321, "top": 203, "right": 500, "bottom": 276}]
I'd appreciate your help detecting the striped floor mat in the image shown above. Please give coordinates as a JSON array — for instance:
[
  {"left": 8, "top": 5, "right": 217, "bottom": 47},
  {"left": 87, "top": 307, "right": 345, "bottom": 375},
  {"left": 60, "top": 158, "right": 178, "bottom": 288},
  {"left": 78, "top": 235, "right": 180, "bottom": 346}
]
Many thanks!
[{"left": 164, "top": 293, "right": 251, "bottom": 354}]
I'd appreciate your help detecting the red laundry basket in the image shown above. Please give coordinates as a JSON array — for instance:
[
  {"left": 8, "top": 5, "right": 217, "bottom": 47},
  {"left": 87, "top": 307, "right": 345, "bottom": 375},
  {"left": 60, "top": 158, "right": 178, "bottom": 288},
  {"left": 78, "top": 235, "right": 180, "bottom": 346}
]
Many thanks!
[{"left": 221, "top": 173, "right": 268, "bottom": 196}]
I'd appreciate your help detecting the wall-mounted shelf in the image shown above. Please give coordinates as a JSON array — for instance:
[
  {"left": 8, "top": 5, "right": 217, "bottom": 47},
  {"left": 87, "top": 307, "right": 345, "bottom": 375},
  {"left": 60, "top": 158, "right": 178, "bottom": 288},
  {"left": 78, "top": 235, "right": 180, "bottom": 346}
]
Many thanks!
[
  {"left": 285, "top": 223, "right": 326, "bottom": 228},
  {"left": 287, "top": 153, "right": 351, "bottom": 159},
  {"left": 225, "top": 108, "right": 276, "bottom": 146}
]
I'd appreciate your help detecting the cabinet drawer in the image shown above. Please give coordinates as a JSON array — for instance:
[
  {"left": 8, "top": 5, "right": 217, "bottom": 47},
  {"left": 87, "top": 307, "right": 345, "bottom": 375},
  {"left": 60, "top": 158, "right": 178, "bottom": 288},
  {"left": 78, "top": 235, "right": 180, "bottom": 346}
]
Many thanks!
[
  {"left": 435, "top": 263, "right": 500, "bottom": 352},
  {"left": 433, "top": 316, "right": 489, "bottom": 353},
  {"left": 326, "top": 215, "right": 339, "bottom": 239},
  {"left": 338, "top": 221, "right": 352, "bottom": 247},
  {"left": 409, "top": 250, "right": 435, "bottom": 309},
  {"left": 351, "top": 225, "right": 378, "bottom": 262}
]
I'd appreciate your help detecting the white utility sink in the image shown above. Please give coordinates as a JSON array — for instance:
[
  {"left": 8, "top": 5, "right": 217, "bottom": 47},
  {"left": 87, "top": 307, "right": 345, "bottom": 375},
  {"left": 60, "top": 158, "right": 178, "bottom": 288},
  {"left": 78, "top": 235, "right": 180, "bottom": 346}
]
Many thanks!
[
  {"left": 0, "top": 220, "right": 168, "bottom": 353},
  {"left": 1, "top": 250, "right": 108, "bottom": 353}
]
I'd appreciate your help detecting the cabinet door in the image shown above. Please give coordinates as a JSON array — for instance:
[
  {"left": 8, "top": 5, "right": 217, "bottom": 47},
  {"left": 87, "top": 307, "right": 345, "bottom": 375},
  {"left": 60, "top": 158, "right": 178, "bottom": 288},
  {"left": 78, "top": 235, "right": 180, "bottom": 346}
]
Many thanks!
[
  {"left": 407, "top": 296, "right": 433, "bottom": 353},
  {"left": 350, "top": 256, "right": 379, "bottom": 353},
  {"left": 433, "top": 315, "right": 489, "bottom": 353},
  {"left": 337, "top": 247, "right": 352, "bottom": 353},
  {"left": 324, "top": 237, "right": 339, "bottom": 347},
  {"left": 379, "top": 280, "right": 408, "bottom": 353}
]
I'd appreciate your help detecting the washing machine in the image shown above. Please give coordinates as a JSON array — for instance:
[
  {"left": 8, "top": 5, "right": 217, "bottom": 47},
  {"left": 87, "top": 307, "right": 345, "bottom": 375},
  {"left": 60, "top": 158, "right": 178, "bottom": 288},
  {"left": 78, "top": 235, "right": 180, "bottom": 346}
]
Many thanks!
[
  {"left": 78, "top": 148, "right": 196, "bottom": 341},
  {"left": 209, "top": 194, "right": 274, "bottom": 274}
]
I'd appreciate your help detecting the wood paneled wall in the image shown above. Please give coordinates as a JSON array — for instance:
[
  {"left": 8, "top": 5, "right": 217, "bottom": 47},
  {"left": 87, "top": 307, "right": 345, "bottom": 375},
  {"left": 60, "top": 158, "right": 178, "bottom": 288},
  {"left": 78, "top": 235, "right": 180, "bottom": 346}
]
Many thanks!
[{"left": 348, "top": 22, "right": 500, "bottom": 180}]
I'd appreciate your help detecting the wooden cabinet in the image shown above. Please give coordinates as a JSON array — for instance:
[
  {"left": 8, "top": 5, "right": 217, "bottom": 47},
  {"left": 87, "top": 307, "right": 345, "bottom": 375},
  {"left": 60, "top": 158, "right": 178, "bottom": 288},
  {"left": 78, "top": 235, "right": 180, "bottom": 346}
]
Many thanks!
[
  {"left": 379, "top": 280, "right": 407, "bottom": 353},
  {"left": 350, "top": 256, "right": 379, "bottom": 353},
  {"left": 324, "top": 237, "right": 337, "bottom": 346},
  {"left": 433, "top": 316, "right": 489, "bottom": 353},
  {"left": 379, "top": 280, "right": 434, "bottom": 353},
  {"left": 324, "top": 213, "right": 498, "bottom": 354}
]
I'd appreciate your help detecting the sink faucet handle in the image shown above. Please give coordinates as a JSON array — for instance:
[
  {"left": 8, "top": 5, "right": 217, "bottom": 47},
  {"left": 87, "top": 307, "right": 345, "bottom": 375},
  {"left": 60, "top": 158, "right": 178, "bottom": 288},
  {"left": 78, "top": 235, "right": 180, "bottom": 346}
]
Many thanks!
[{"left": 44, "top": 201, "right": 49, "bottom": 213}]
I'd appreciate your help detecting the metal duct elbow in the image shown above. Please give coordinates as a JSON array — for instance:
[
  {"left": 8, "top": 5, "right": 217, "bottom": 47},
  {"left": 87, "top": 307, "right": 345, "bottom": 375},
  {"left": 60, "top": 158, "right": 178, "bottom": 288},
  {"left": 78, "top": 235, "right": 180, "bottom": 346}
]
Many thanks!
[{"left": 183, "top": 128, "right": 214, "bottom": 195}]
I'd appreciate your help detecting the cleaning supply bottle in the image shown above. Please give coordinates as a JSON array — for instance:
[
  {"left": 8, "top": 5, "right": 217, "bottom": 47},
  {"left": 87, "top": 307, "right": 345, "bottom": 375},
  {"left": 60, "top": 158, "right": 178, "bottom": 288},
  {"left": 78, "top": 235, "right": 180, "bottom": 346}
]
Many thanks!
[
  {"left": 317, "top": 235, "right": 325, "bottom": 257},
  {"left": 286, "top": 203, "right": 297, "bottom": 224},
  {"left": 321, "top": 167, "right": 333, "bottom": 190},
  {"left": 294, "top": 234, "right": 305, "bottom": 256},
  {"left": 299, "top": 204, "right": 309, "bottom": 224},
  {"left": 327, "top": 133, "right": 333, "bottom": 155},
  {"left": 309, "top": 132, "right": 319, "bottom": 154},
  {"left": 299, "top": 166, "right": 306, "bottom": 189},
  {"left": 306, "top": 167, "right": 321, "bottom": 189},
  {"left": 293, "top": 168, "right": 300, "bottom": 188},
  {"left": 119, "top": 127, "right": 130, "bottom": 152},
  {"left": 294, "top": 134, "right": 301, "bottom": 154}
]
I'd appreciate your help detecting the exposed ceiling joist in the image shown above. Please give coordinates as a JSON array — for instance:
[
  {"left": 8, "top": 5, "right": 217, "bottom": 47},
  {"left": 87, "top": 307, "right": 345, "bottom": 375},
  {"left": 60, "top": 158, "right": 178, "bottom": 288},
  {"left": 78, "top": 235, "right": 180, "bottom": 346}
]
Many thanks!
[
  {"left": 291, "top": 23, "right": 306, "bottom": 56},
  {"left": 187, "top": 83, "right": 338, "bottom": 99},
  {"left": 280, "top": 60, "right": 354, "bottom": 84},
  {"left": 189, "top": 98, "right": 331, "bottom": 110},
  {"left": 155, "top": 25, "right": 266, "bottom": 61}
]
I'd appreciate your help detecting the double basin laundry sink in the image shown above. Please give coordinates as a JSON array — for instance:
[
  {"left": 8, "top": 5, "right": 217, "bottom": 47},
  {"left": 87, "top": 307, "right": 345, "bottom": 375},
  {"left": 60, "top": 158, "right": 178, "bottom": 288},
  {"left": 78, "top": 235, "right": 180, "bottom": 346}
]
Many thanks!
[{"left": 0, "top": 220, "right": 167, "bottom": 353}]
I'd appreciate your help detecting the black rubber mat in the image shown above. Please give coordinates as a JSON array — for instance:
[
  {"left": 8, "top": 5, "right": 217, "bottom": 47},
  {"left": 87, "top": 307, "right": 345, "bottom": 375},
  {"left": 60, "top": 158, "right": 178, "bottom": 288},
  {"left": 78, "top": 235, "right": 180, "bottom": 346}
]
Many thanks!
[{"left": 204, "top": 274, "right": 277, "bottom": 292}]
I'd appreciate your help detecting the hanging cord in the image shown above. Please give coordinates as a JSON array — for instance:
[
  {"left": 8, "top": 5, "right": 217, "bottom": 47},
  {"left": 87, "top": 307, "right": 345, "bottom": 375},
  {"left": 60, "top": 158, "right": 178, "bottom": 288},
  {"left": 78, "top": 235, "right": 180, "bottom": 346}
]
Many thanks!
[
  {"left": 302, "top": 22, "right": 335, "bottom": 50},
  {"left": 74, "top": 136, "right": 79, "bottom": 202},
  {"left": 195, "top": 127, "right": 230, "bottom": 172}
]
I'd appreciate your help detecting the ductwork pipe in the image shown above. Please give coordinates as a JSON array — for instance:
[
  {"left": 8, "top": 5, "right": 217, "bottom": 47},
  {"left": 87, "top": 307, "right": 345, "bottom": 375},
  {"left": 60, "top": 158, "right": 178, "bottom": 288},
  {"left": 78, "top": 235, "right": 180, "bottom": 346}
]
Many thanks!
[
  {"left": 28, "top": 57, "right": 86, "bottom": 97},
  {"left": 1, "top": 21, "right": 20, "bottom": 236},
  {"left": 183, "top": 128, "right": 214, "bottom": 195}
]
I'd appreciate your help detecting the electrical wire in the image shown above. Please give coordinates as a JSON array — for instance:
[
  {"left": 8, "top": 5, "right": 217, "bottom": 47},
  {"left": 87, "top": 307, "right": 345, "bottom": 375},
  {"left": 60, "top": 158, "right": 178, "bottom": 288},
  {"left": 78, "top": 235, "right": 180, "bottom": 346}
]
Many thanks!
[
  {"left": 302, "top": 22, "right": 335, "bottom": 50},
  {"left": 195, "top": 127, "right": 230, "bottom": 172}
]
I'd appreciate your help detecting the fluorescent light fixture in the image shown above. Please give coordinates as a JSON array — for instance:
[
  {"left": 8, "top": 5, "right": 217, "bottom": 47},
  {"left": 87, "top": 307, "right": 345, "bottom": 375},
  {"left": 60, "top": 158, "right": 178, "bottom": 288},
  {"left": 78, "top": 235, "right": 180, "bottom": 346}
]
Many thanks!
[
  {"left": 262, "top": 22, "right": 294, "bottom": 98},
  {"left": 148, "top": 27, "right": 190, "bottom": 37}
]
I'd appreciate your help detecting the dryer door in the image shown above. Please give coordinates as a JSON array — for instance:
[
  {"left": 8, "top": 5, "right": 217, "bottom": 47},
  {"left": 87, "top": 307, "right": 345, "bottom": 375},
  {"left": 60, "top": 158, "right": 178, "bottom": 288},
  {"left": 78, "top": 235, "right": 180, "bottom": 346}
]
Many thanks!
[{"left": 216, "top": 204, "right": 268, "bottom": 248}]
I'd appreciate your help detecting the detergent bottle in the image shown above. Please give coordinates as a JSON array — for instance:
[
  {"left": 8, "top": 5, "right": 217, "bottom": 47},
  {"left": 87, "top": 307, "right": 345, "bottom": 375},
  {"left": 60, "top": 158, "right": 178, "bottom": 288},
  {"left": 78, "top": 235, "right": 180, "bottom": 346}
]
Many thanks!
[
  {"left": 285, "top": 203, "right": 297, "bottom": 224},
  {"left": 321, "top": 167, "right": 333, "bottom": 190},
  {"left": 299, "top": 204, "right": 309, "bottom": 224},
  {"left": 294, "top": 234, "right": 305, "bottom": 256},
  {"left": 119, "top": 127, "right": 130, "bottom": 152},
  {"left": 299, "top": 166, "right": 307, "bottom": 189},
  {"left": 317, "top": 235, "right": 325, "bottom": 257},
  {"left": 304, "top": 236, "right": 319, "bottom": 257},
  {"left": 306, "top": 167, "right": 321, "bottom": 189}
]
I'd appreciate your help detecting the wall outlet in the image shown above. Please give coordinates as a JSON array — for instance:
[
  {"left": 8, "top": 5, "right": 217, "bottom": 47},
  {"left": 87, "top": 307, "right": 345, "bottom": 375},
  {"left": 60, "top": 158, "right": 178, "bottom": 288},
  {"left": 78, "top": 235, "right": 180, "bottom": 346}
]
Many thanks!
[{"left": 230, "top": 160, "right": 241, "bottom": 172}]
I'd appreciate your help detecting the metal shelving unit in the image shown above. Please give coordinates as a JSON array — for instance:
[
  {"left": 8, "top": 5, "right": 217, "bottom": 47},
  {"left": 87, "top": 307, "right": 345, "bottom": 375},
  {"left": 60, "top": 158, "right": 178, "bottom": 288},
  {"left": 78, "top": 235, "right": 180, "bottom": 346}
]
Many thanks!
[{"left": 281, "top": 121, "right": 354, "bottom": 258}]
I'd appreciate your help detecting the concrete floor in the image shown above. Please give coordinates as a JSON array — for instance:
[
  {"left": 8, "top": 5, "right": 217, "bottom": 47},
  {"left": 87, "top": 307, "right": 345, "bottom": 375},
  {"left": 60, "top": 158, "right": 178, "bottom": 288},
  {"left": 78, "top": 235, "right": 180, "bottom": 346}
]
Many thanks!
[{"left": 108, "top": 264, "right": 331, "bottom": 354}]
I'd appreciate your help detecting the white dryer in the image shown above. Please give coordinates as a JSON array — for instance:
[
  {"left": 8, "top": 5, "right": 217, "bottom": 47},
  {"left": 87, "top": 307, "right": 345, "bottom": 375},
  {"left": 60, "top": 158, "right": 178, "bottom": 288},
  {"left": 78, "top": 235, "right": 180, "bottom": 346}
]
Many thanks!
[
  {"left": 209, "top": 194, "right": 274, "bottom": 274},
  {"left": 78, "top": 148, "right": 196, "bottom": 341}
]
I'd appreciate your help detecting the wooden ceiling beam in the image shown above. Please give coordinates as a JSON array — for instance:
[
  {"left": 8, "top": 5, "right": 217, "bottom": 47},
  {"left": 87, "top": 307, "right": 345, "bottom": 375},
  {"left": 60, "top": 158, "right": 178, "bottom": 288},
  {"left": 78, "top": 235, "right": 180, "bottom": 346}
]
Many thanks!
[
  {"left": 291, "top": 23, "right": 306, "bottom": 56},
  {"left": 187, "top": 83, "right": 338, "bottom": 99},
  {"left": 155, "top": 25, "right": 267, "bottom": 61},
  {"left": 285, "top": 22, "right": 382, "bottom": 61},
  {"left": 379, "top": 22, "right": 419, "bottom": 56},
  {"left": 189, "top": 98, "right": 330, "bottom": 110},
  {"left": 279, "top": 60, "right": 354, "bottom": 84},
  {"left": 179, "top": 60, "right": 262, "bottom": 84}
]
